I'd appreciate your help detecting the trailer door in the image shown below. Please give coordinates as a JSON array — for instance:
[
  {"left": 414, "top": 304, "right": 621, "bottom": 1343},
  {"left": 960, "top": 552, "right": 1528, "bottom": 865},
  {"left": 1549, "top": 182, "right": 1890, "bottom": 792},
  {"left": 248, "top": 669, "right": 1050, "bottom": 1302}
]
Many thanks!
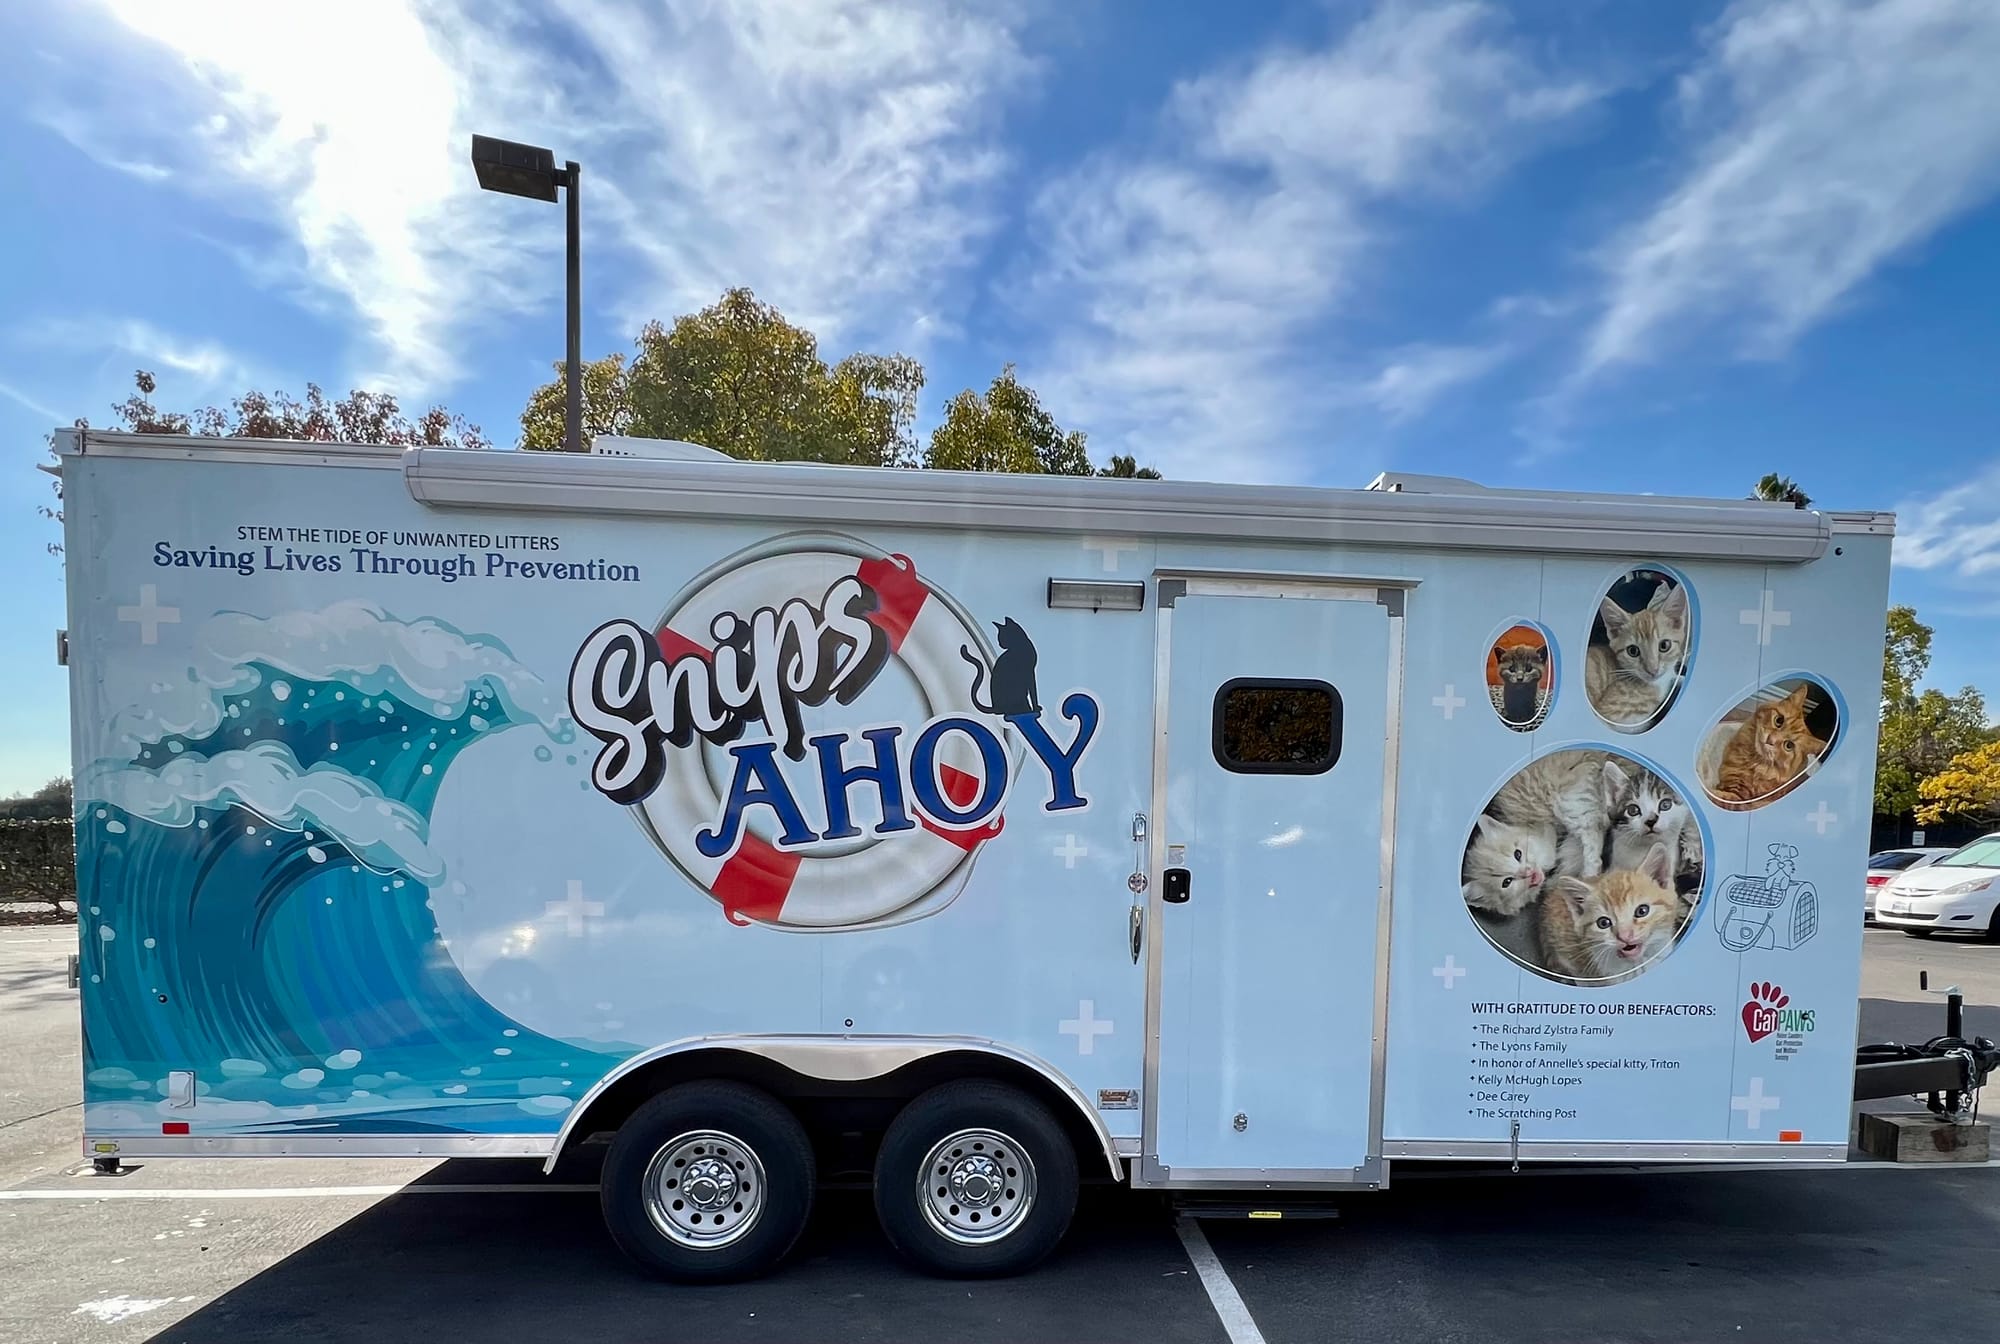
[{"left": 1144, "top": 580, "right": 1400, "bottom": 1186}]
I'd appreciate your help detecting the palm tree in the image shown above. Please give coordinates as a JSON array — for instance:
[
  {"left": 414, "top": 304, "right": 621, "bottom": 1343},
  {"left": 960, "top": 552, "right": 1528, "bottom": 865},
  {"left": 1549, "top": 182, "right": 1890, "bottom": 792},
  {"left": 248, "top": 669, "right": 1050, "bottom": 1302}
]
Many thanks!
[{"left": 1751, "top": 473, "right": 1811, "bottom": 509}]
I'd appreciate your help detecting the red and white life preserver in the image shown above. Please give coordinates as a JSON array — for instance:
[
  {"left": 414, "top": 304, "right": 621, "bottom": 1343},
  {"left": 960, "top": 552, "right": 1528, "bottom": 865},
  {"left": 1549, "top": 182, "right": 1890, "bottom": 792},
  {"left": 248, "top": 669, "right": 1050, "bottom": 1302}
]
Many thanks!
[{"left": 630, "top": 532, "right": 1019, "bottom": 930}]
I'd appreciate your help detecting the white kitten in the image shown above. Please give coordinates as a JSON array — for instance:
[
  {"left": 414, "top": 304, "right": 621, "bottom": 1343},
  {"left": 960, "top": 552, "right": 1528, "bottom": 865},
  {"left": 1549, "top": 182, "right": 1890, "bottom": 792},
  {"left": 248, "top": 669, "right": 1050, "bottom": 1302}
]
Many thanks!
[{"left": 1462, "top": 816, "right": 1556, "bottom": 917}]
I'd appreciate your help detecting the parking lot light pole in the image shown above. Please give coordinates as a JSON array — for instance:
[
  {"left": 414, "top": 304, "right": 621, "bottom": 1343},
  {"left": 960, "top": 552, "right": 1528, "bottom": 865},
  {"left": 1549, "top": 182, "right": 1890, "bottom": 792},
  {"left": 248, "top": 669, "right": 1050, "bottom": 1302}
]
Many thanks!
[{"left": 470, "top": 134, "right": 583, "bottom": 453}]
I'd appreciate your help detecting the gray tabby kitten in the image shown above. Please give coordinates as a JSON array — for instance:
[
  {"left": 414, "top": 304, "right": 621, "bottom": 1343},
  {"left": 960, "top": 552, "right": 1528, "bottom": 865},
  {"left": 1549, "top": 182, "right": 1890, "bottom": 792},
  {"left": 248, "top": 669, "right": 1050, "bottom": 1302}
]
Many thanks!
[
  {"left": 1605, "top": 763, "right": 1697, "bottom": 891},
  {"left": 1487, "top": 751, "right": 1620, "bottom": 879},
  {"left": 1586, "top": 582, "right": 1688, "bottom": 724}
]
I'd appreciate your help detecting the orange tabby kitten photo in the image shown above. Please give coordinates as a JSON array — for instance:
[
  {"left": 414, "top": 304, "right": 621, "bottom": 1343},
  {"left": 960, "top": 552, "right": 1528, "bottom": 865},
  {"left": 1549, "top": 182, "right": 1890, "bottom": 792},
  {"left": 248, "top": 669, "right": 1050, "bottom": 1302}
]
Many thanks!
[{"left": 1710, "top": 683, "right": 1828, "bottom": 808}]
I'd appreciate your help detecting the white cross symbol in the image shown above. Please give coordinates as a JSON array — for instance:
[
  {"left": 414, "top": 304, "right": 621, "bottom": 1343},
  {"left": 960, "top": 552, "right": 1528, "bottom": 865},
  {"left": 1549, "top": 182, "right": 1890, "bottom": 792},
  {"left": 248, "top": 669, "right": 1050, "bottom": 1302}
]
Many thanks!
[
  {"left": 1432, "top": 685, "right": 1467, "bottom": 719},
  {"left": 1054, "top": 835, "right": 1089, "bottom": 868},
  {"left": 117, "top": 584, "right": 181, "bottom": 644},
  {"left": 1432, "top": 956, "right": 1467, "bottom": 989},
  {"left": 1059, "top": 999, "right": 1114, "bottom": 1055},
  {"left": 1731, "top": 1076, "right": 1780, "bottom": 1130},
  {"left": 545, "top": 880, "right": 604, "bottom": 936},
  {"left": 1805, "top": 801, "right": 1838, "bottom": 836},
  {"left": 1739, "top": 590, "right": 1791, "bottom": 645},
  {"left": 1082, "top": 536, "right": 1140, "bottom": 573}
]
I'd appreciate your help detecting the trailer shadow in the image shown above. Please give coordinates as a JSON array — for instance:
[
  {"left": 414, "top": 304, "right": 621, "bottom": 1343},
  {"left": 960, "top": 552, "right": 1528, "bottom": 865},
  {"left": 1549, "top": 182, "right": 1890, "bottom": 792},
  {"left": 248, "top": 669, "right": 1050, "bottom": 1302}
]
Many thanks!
[
  {"left": 1203, "top": 1163, "right": 2000, "bottom": 1344},
  {"left": 140, "top": 1170, "right": 1228, "bottom": 1344}
]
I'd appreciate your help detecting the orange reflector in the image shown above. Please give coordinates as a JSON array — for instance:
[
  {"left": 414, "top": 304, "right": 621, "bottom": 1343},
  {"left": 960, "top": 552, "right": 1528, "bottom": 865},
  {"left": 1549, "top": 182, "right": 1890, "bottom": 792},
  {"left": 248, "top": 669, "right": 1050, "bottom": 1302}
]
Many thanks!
[{"left": 1779, "top": 1130, "right": 1803, "bottom": 1143}]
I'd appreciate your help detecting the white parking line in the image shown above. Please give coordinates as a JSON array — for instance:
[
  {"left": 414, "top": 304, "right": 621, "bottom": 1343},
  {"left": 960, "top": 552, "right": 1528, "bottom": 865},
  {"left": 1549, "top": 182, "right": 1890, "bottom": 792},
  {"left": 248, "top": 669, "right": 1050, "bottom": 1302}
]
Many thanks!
[
  {"left": 1175, "top": 1216, "right": 1267, "bottom": 1344},
  {"left": 0, "top": 1184, "right": 596, "bottom": 1200}
]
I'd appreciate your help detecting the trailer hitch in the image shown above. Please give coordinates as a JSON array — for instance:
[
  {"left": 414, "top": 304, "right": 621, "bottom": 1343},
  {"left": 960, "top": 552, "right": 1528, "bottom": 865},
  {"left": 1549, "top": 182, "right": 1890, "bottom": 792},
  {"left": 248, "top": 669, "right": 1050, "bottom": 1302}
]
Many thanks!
[{"left": 1854, "top": 972, "right": 2000, "bottom": 1119}]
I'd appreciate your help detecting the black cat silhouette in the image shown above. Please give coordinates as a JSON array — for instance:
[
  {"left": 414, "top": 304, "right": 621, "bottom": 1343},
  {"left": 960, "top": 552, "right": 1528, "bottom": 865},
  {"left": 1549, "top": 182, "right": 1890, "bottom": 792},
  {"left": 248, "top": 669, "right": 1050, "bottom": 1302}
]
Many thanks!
[{"left": 963, "top": 617, "right": 1041, "bottom": 716}]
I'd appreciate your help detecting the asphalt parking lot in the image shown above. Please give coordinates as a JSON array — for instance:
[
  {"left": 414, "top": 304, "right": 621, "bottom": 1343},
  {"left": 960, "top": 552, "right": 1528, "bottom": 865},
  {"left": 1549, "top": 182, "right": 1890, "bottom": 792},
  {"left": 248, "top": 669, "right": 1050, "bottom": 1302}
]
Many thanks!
[{"left": 7, "top": 926, "right": 2000, "bottom": 1344}]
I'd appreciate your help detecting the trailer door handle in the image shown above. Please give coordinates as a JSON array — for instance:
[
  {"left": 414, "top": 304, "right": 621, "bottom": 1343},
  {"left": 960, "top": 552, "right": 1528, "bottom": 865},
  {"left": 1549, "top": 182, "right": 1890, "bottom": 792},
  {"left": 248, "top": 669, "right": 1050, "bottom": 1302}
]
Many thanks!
[{"left": 1163, "top": 868, "right": 1191, "bottom": 904}]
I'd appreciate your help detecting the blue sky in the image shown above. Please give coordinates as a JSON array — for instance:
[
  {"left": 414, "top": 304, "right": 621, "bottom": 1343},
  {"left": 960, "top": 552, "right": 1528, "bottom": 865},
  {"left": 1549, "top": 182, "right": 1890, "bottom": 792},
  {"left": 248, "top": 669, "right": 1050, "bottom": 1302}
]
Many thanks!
[{"left": 3, "top": 0, "right": 1999, "bottom": 796}]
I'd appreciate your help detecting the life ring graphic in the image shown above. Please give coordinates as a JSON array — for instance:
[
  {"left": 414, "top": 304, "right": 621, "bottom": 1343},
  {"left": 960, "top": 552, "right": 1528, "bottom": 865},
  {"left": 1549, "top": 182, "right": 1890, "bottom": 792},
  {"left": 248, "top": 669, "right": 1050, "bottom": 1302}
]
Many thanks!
[{"left": 629, "top": 532, "right": 1021, "bottom": 930}]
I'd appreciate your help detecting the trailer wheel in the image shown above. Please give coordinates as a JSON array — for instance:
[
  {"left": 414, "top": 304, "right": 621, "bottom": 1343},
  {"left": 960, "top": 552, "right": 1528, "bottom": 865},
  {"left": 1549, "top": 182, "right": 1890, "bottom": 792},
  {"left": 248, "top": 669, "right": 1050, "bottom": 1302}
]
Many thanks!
[
  {"left": 872, "top": 1080, "right": 1078, "bottom": 1277},
  {"left": 599, "top": 1080, "right": 814, "bottom": 1283}
]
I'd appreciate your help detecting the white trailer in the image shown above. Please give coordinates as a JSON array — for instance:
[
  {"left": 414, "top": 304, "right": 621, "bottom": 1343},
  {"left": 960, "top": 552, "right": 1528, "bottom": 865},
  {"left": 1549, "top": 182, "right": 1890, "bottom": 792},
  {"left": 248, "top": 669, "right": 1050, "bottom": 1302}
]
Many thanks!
[{"left": 58, "top": 429, "right": 1897, "bottom": 1279}]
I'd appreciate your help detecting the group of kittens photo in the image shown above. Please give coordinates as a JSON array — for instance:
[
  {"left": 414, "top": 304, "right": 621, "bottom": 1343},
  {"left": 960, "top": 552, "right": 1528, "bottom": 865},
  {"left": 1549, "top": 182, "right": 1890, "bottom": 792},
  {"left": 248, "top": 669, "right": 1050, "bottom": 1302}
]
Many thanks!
[
  {"left": 1462, "top": 567, "right": 1842, "bottom": 985},
  {"left": 1461, "top": 750, "right": 1704, "bottom": 986}
]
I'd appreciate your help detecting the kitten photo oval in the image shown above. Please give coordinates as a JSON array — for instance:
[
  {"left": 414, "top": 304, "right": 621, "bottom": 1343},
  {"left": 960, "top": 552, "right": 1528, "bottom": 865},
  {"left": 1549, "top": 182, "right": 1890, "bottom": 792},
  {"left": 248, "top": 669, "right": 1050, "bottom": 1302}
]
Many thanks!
[
  {"left": 1486, "top": 623, "right": 1555, "bottom": 733},
  {"left": 1460, "top": 747, "right": 1706, "bottom": 987},
  {"left": 1585, "top": 568, "right": 1692, "bottom": 733},
  {"left": 1697, "top": 676, "right": 1840, "bottom": 812}
]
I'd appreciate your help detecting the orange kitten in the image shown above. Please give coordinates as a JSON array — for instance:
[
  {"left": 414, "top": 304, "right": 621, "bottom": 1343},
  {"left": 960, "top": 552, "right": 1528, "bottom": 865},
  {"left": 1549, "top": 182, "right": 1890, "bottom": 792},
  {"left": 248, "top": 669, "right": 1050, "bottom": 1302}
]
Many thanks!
[
  {"left": 1539, "top": 844, "right": 1685, "bottom": 984},
  {"left": 1713, "top": 683, "right": 1826, "bottom": 804}
]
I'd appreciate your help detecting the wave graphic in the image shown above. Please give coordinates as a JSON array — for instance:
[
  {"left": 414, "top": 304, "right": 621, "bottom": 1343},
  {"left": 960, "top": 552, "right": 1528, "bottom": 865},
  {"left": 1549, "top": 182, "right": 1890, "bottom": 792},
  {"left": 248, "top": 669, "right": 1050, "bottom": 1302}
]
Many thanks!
[{"left": 76, "top": 603, "right": 614, "bottom": 1137}]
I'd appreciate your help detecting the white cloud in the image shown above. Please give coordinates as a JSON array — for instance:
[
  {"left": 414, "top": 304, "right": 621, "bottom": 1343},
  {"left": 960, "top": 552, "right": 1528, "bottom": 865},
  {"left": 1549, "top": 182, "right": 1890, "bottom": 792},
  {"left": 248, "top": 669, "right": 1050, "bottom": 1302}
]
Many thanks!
[
  {"left": 556, "top": 1, "right": 1030, "bottom": 350},
  {"left": 39, "top": 318, "right": 252, "bottom": 389},
  {"left": 1018, "top": 1, "right": 1596, "bottom": 481},
  {"left": 0, "top": 380, "right": 66, "bottom": 425},
  {"left": 1360, "top": 342, "right": 1510, "bottom": 422},
  {"left": 43, "top": 1, "right": 1029, "bottom": 396},
  {"left": 1894, "top": 459, "right": 2000, "bottom": 580},
  {"left": 1579, "top": 0, "right": 2000, "bottom": 381}
]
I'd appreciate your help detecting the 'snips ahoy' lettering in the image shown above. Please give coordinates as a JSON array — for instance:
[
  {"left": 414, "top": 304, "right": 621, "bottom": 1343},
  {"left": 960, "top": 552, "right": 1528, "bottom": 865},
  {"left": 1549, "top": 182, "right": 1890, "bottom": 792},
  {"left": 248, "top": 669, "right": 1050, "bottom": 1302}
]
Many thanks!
[{"left": 566, "top": 538, "right": 1099, "bottom": 927}]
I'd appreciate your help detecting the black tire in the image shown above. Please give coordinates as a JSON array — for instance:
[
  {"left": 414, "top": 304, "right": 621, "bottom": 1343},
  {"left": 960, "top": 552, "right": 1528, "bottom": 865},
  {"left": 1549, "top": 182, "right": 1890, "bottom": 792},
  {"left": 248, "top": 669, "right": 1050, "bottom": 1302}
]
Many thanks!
[
  {"left": 1903, "top": 929, "right": 1934, "bottom": 939},
  {"left": 1987, "top": 908, "right": 2000, "bottom": 943},
  {"left": 599, "top": 1080, "right": 815, "bottom": 1283},
  {"left": 873, "top": 1080, "right": 1078, "bottom": 1277}
]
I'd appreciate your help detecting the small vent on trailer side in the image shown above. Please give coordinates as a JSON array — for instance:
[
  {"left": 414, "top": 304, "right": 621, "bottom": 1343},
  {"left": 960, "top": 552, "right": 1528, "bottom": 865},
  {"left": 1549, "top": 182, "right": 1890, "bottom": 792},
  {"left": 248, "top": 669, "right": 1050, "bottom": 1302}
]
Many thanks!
[{"left": 1717, "top": 844, "right": 1819, "bottom": 952}]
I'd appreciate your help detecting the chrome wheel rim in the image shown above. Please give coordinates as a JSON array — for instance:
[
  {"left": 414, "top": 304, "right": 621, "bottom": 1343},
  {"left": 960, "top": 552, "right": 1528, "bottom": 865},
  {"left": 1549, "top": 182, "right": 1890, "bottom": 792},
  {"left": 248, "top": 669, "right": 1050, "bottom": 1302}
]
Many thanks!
[
  {"left": 643, "top": 1129, "right": 766, "bottom": 1250},
  {"left": 917, "top": 1127, "right": 1036, "bottom": 1245}
]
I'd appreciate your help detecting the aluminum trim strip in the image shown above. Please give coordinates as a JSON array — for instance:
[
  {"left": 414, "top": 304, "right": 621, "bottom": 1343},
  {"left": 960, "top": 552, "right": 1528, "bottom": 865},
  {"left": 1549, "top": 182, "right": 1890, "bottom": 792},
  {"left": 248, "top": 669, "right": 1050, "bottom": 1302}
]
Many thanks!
[
  {"left": 1139, "top": 1156, "right": 1385, "bottom": 1191},
  {"left": 83, "top": 1134, "right": 555, "bottom": 1159},
  {"left": 1365, "top": 596, "right": 1406, "bottom": 1189},
  {"left": 1139, "top": 599, "right": 1173, "bottom": 1178},
  {"left": 1381, "top": 1139, "right": 1848, "bottom": 1162},
  {"left": 395, "top": 447, "right": 1835, "bottom": 562},
  {"left": 57, "top": 432, "right": 1859, "bottom": 556}
]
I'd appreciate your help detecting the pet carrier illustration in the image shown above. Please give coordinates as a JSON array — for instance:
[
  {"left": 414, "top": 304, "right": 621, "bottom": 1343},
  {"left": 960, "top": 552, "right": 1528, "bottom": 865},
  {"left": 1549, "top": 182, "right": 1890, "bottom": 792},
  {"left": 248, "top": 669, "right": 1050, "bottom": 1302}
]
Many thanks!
[{"left": 1717, "top": 844, "right": 1820, "bottom": 952}]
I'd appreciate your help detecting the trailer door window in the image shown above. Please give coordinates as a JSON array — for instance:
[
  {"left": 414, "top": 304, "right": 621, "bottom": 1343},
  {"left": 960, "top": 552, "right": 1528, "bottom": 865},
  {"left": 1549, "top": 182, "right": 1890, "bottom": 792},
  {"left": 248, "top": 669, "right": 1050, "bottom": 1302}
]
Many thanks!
[{"left": 1213, "top": 678, "right": 1342, "bottom": 774}]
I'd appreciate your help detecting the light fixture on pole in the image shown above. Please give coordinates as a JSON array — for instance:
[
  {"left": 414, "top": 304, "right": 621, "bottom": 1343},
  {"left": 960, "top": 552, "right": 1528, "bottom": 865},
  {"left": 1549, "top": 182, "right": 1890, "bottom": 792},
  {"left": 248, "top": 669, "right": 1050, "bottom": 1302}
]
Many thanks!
[{"left": 471, "top": 134, "right": 583, "bottom": 453}]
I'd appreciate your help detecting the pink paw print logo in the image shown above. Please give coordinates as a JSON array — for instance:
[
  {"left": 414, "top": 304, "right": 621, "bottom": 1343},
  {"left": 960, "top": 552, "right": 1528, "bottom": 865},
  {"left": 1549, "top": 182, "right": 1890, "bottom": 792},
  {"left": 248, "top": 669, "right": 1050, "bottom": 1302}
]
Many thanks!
[{"left": 1741, "top": 981, "right": 1789, "bottom": 1042}]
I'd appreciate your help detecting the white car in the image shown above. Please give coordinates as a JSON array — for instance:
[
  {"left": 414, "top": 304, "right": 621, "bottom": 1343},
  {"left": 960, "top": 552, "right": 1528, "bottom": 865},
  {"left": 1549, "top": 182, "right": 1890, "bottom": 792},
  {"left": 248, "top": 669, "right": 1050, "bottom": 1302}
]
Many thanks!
[
  {"left": 1875, "top": 835, "right": 2000, "bottom": 939},
  {"left": 1863, "top": 847, "right": 1956, "bottom": 922}
]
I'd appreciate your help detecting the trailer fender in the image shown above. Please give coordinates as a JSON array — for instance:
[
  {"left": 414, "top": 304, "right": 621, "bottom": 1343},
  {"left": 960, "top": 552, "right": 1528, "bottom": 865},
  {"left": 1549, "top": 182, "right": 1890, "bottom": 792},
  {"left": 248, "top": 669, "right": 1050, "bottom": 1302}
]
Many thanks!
[{"left": 546, "top": 1034, "right": 1124, "bottom": 1180}]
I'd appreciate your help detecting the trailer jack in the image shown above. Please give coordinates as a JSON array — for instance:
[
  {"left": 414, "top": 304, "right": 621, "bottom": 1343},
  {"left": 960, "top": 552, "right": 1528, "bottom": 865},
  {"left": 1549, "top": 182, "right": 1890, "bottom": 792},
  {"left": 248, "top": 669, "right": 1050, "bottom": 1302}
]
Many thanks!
[{"left": 1854, "top": 973, "right": 2000, "bottom": 1120}]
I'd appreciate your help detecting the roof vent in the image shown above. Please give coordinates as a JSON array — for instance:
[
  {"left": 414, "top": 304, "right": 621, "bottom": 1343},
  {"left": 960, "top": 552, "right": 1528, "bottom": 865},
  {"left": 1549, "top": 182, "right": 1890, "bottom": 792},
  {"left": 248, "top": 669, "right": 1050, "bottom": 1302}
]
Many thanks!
[
  {"left": 590, "top": 436, "right": 731, "bottom": 461},
  {"left": 1364, "top": 472, "right": 1490, "bottom": 494}
]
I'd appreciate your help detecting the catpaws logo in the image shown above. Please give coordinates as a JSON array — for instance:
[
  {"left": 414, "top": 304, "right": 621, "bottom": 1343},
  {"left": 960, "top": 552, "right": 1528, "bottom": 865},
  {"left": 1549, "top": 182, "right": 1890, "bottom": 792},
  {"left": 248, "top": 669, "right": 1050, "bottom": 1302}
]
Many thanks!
[{"left": 1742, "top": 981, "right": 1814, "bottom": 1057}]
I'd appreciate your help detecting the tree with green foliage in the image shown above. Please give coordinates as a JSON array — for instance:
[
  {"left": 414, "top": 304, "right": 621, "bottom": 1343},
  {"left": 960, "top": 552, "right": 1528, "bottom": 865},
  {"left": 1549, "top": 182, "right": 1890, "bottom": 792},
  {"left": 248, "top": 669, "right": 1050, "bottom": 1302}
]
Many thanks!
[
  {"left": 925, "top": 365, "right": 1160, "bottom": 478},
  {"left": 1751, "top": 473, "right": 1811, "bottom": 508},
  {"left": 522, "top": 290, "right": 1159, "bottom": 477},
  {"left": 521, "top": 288, "right": 923, "bottom": 466},
  {"left": 1876, "top": 604, "right": 1993, "bottom": 817}
]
